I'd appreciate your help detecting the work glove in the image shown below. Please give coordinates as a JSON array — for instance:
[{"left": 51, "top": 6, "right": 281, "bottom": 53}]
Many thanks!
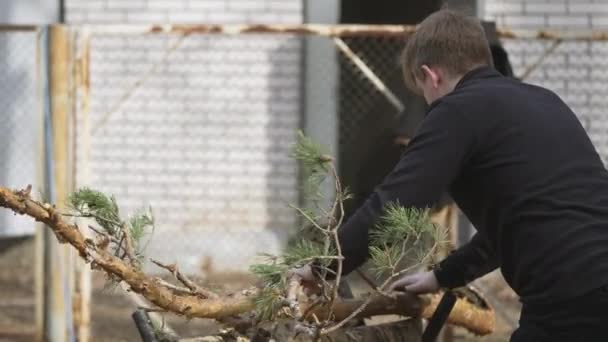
[{"left": 388, "top": 270, "right": 440, "bottom": 294}]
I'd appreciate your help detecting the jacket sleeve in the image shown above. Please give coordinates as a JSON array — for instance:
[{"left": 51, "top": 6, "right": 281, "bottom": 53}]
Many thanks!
[
  {"left": 335, "top": 102, "right": 479, "bottom": 276},
  {"left": 433, "top": 232, "right": 499, "bottom": 289}
]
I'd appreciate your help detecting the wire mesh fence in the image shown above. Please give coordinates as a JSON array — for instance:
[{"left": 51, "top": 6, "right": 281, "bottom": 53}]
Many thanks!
[
  {"left": 0, "top": 29, "right": 42, "bottom": 238},
  {"left": 0, "top": 26, "right": 42, "bottom": 341}
]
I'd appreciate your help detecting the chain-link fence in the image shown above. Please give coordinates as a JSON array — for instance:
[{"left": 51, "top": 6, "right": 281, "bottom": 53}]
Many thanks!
[
  {"left": 0, "top": 28, "right": 42, "bottom": 238},
  {"left": 0, "top": 26, "right": 43, "bottom": 341}
]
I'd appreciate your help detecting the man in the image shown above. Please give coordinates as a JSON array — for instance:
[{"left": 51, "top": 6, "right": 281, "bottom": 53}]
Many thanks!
[{"left": 295, "top": 9, "right": 608, "bottom": 342}]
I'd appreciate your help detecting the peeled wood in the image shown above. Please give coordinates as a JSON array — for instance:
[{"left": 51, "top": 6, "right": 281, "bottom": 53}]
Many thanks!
[{"left": 0, "top": 186, "right": 494, "bottom": 335}]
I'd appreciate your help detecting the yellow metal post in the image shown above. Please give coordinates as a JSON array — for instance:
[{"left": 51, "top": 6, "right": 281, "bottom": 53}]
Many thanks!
[{"left": 45, "top": 24, "right": 75, "bottom": 342}]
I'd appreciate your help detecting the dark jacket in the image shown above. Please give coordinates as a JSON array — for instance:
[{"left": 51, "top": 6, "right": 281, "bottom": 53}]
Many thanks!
[{"left": 337, "top": 66, "right": 608, "bottom": 304}]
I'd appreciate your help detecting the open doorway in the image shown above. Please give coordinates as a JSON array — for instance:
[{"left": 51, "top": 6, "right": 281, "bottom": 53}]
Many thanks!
[{"left": 338, "top": 0, "right": 443, "bottom": 218}]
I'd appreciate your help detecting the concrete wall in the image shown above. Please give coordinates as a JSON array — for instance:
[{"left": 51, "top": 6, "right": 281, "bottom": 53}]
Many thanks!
[
  {"left": 65, "top": 0, "right": 304, "bottom": 273},
  {"left": 483, "top": 0, "right": 608, "bottom": 162}
]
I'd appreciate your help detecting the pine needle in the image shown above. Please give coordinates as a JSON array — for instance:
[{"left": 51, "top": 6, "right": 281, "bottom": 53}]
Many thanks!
[
  {"left": 283, "top": 240, "right": 326, "bottom": 267},
  {"left": 68, "top": 188, "right": 122, "bottom": 235},
  {"left": 249, "top": 263, "right": 287, "bottom": 289},
  {"left": 370, "top": 203, "right": 433, "bottom": 247},
  {"left": 291, "top": 131, "right": 332, "bottom": 200},
  {"left": 254, "top": 287, "right": 284, "bottom": 321},
  {"left": 129, "top": 206, "right": 155, "bottom": 258}
]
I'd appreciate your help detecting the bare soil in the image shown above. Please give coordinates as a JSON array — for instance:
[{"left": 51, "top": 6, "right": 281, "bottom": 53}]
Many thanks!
[{"left": 0, "top": 237, "right": 520, "bottom": 341}]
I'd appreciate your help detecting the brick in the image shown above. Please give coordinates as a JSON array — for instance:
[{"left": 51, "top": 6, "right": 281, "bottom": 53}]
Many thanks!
[
  {"left": 86, "top": 10, "right": 126, "bottom": 23},
  {"left": 187, "top": 0, "right": 225, "bottom": 10},
  {"left": 525, "top": 2, "right": 567, "bottom": 14},
  {"left": 485, "top": 2, "right": 524, "bottom": 16},
  {"left": 168, "top": 11, "right": 206, "bottom": 23},
  {"left": 546, "top": 66, "right": 589, "bottom": 81},
  {"left": 592, "top": 16, "right": 608, "bottom": 27},
  {"left": 65, "top": 0, "right": 105, "bottom": 10},
  {"left": 568, "top": 54, "right": 593, "bottom": 66},
  {"left": 560, "top": 41, "right": 590, "bottom": 53},
  {"left": 228, "top": 0, "right": 267, "bottom": 12},
  {"left": 148, "top": 0, "right": 186, "bottom": 10},
  {"left": 568, "top": 3, "right": 608, "bottom": 14},
  {"left": 207, "top": 12, "right": 248, "bottom": 23},
  {"left": 563, "top": 92, "right": 589, "bottom": 106},
  {"left": 277, "top": 13, "right": 303, "bottom": 24},
  {"left": 106, "top": 0, "right": 145, "bottom": 9},
  {"left": 542, "top": 52, "right": 566, "bottom": 67},
  {"left": 126, "top": 11, "right": 167, "bottom": 23},
  {"left": 547, "top": 15, "right": 590, "bottom": 28},
  {"left": 503, "top": 15, "right": 546, "bottom": 28},
  {"left": 65, "top": 11, "right": 87, "bottom": 23},
  {"left": 266, "top": 0, "right": 302, "bottom": 12}
]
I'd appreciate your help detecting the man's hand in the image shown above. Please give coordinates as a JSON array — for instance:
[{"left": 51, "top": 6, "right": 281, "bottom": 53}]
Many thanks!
[
  {"left": 388, "top": 270, "right": 440, "bottom": 294},
  {"left": 288, "top": 264, "right": 315, "bottom": 282},
  {"left": 287, "top": 264, "right": 321, "bottom": 295}
]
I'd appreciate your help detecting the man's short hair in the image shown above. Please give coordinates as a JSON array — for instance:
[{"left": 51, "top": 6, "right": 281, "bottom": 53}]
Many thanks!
[{"left": 401, "top": 9, "right": 493, "bottom": 93}]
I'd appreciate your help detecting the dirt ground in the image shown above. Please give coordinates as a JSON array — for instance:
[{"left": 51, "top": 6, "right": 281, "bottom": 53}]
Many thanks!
[{"left": 0, "top": 237, "right": 520, "bottom": 341}]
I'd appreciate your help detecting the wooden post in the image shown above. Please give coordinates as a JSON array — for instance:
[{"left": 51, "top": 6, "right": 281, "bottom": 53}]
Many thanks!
[
  {"left": 73, "top": 27, "right": 92, "bottom": 342},
  {"left": 46, "top": 24, "right": 75, "bottom": 342}
]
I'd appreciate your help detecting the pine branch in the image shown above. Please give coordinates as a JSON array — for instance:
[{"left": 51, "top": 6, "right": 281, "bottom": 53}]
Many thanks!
[
  {"left": 150, "top": 259, "right": 219, "bottom": 299},
  {"left": 0, "top": 185, "right": 494, "bottom": 335},
  {"left": 289, "top": 204, "right": 325, "bottom": 233},
  {"left": 121, "top": 223, "right": 137, "bottom": 264},
  {"left": 68, "top": 188, "right": 122, "bottom": 234}
]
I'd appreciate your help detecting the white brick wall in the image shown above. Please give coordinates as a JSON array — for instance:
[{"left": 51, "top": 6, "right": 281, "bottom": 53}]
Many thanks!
[
  {"left": 484, "top": 0, "right": 608, "bottom": 161},
  {"left": 67, "top": 0, "right": 303, "bottom": 272},
  {"left": 66, "top": 0, "right": 302, "bottom": 24}
]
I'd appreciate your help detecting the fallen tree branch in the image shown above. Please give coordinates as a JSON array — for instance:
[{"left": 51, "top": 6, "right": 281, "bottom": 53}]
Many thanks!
[
  {"left": 151, "top": 259, "right": 219, "bottom": 299},
  {"left": 0, "top": 186, "right": 493, "bottom": 335},
  {"left": 121, "top": 223, "right": 137, "bottom": 263}
]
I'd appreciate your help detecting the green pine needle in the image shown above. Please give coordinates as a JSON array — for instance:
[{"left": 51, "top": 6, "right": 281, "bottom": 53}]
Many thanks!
[
  {"left": 368, "top": 202, "right": 448, "bottom": 276},
  {"left": 128, "top": 206, "right": 155, "bottom": 258},
  {"left": 370, "top": 203, "right": 433, "bottom": 247},
  {"left": 283, "top": 239, "right": 326, "bottom": 267},
  {"left": 291, "top": 131, "right": 333, "bottom": 200},
  {"left": 68, "top": 188, "right": 121, "bottom": 235},
  {"left": 369, "top": 245, "right": 402, "bottom": 278},
  {"left": 254, "top": 287, "right": 285, "bottom": 321},
  {"left": 290, "top": 131, "right": 331, "bottom": 167},
  {"left": 302, "top": 171, "right": 327, "bottom": 200},
  {"left": 249, "top": 263, "right": 287, "bottom": 289}
]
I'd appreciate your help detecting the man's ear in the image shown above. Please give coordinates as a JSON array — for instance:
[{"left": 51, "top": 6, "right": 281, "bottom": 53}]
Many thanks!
[{"left": 421, "top": 65, "right": 440, "bottom": 89}]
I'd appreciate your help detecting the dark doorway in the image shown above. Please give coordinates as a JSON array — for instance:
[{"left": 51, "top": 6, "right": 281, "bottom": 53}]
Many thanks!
[{"left": 338, "top": 1, "right": 442, "bottom": 218}]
